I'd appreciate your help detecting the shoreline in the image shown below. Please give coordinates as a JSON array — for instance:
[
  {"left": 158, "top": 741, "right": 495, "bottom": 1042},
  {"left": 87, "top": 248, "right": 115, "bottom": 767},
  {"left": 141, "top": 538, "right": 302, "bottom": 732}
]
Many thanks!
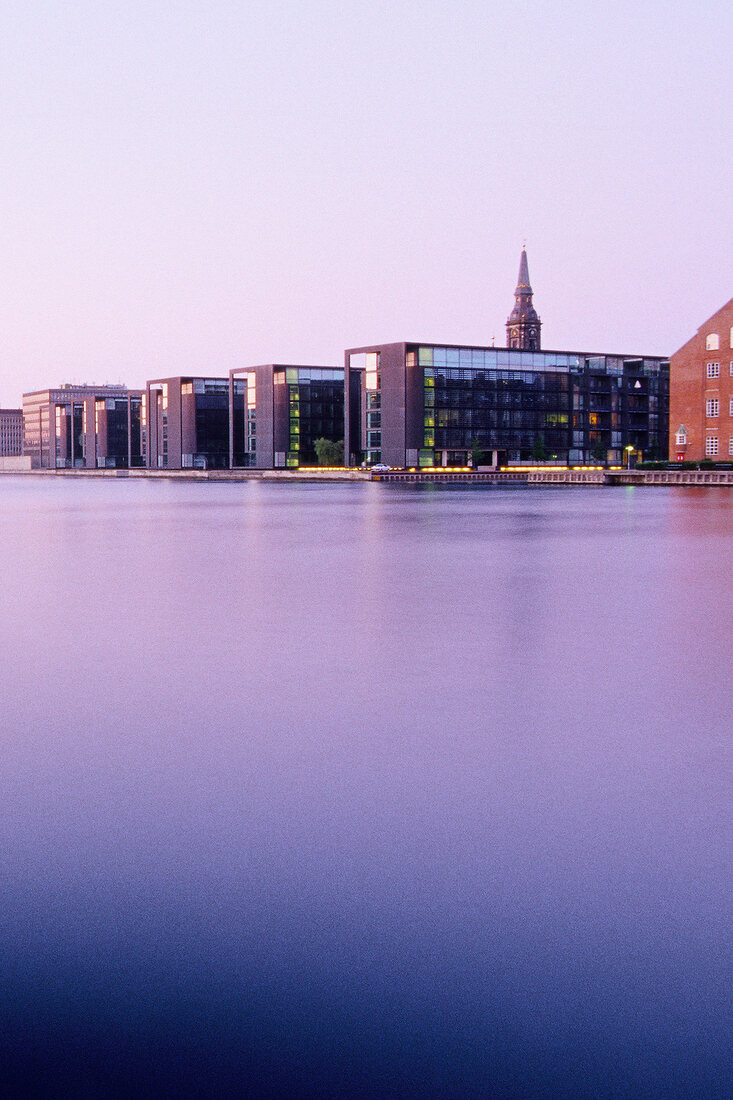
[{"left": 2, "top": 466, "right": 733, "bottom": 487}]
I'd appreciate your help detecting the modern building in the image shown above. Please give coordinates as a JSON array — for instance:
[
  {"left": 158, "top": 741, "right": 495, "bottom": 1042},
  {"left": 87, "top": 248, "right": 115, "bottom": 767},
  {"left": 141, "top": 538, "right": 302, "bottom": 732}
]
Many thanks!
[
  {"left": 345, "top": 344, "right": 669, "bottom": 469},
  {"left": 22, "top": 386, "right": 144, "bottom": 469},
  {"left": 0, "top": 409, "right": 23, "bottom": 456},
  {"left": 146, "top": 376, "right": 233, "bottom": 469},
  {"left": 669, "top": 298, "right": 733, "bottom": 463},
  {"left": 344, "top": 247, "right": 669, "bottom": 469},
  {"left": 228, "top": 365, "right": 344, "bottom": 469}
]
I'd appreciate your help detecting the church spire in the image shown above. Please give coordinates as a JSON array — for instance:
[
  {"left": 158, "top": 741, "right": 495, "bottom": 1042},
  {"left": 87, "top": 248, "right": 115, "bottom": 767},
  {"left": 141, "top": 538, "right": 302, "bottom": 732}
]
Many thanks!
[{"left": 506, "top": 246, "right": 541, "bottom": 350}]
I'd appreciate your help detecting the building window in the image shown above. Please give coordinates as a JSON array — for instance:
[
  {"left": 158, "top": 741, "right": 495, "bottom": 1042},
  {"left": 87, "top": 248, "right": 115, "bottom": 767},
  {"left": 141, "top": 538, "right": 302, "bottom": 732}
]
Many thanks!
[
  {"left": 675, "top": 429, "right": 687, "bottom": 446},
  {"left": 729, "top": 437, "right": 733, "bottom": 456},
  {"left": 706, "top": 398, "right": 719, "bottom": 417},
  {"left": 706, "top": 362, "right": 720, "bottom": 378},
  {"left": 705, "top": 436, "right": 719, "bottom": 456},
  {"left": 730, "top": 398, "right": 733, "bottom": 416},
  {"left": 706, "top": 333, "right": 720, "bottom": 351}
]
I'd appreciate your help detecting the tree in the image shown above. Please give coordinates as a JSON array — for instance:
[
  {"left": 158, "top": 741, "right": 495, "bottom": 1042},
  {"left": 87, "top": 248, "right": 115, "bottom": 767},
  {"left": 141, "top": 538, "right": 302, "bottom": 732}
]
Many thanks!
[
  {"left": 532, "top": 434, "right": 547, "bottom": 462},
  {"left": 590, "top": 439, "right": 607, "bottom": 464},
  {"left": 314, "top": 438, "right": 344, "bottom": 467},
  {"left": 470, "top": 437, "right": 487, "bottom": 468}
]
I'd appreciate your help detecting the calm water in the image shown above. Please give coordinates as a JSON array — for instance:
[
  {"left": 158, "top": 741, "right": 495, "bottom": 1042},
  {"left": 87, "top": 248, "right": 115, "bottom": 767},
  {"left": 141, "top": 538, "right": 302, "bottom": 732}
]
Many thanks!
[{"left": 0, "top": 477, "right": 730, "bottom": 1098}]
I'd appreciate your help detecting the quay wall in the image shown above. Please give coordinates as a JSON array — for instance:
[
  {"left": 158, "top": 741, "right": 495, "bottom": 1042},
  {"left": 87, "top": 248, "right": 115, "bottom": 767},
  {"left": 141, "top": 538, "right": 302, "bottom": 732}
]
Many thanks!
[
  {"left": 0, "top": 467, "right": 370, "bottom": 482},
  {"left": 377, "top": 469, "right": 733, "bottom": 487},
  {"left": 4, "top": 466, "right": 733, "bottom": 487}
]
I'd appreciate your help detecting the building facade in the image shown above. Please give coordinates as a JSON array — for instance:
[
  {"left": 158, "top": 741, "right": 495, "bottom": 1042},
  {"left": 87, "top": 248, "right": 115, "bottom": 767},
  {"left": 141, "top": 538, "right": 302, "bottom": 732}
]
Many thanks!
[
  {"left": 345, "top": 343, "right": 669, "bottom": 468},
  {"left": 0, "top": 409, "right": 23, "bottom": 456},
  {"left": 229, "top": 365, "right": 344, "bottom": 469},
  {"left": 146, "top": 377, "right": 235, "bottom": 469},
  {"left": 669, "top": 298, "right": 733, "bottom": 463},
  {"left": 22, "top": 386, "right": 144, "bottom": 469}
]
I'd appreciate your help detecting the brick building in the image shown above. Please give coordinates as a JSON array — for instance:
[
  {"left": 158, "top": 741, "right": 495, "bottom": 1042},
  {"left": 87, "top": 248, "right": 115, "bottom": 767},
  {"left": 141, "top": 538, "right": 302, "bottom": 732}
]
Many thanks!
[
  {"left": 0, "top": 409, "right": 23, "bottom": 456},
  {"left": 669, "top": 298, "right": 733, "bottom": 462}
]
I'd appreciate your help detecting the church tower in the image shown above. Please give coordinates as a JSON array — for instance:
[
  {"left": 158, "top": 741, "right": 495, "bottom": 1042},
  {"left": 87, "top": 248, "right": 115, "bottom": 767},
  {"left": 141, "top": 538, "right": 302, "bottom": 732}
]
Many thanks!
[{"left": 506, "top": 247, "right": 541, "bottom": 350}]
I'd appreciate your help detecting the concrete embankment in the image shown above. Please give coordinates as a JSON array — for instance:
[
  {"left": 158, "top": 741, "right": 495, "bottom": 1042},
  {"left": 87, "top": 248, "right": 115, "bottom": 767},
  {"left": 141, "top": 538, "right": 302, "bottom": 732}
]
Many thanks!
[
  {"left": 376, "top": 468, "right": 733, "bottom": 486},
  {"left": 0, "top": 466, "right": 370, "bottom": 482},
  {"left": 5, "top": 466, "right": 733, "bottom": 486}
]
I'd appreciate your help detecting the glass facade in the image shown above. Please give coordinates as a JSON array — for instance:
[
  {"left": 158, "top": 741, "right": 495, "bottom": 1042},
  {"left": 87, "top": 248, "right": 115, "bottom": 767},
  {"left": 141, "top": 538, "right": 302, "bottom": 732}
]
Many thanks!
[
  {"left": 188, "top": 378, "right": 230, "bottom": 469},
  {"left": 416, "top": 346, "right": 669, "bottom": 465},
  {"left": 279, "top": 367, "right": 344, "bottom": 468},
  {"left": 230, "top": 366, "right": 344, "bottom": 469}
]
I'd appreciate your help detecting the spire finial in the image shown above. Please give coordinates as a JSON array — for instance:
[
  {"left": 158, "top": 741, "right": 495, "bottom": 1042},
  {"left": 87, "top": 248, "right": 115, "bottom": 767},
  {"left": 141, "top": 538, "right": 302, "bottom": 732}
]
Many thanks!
[{"left": 506, "top": 245, "right": 541, "bottom": 350}]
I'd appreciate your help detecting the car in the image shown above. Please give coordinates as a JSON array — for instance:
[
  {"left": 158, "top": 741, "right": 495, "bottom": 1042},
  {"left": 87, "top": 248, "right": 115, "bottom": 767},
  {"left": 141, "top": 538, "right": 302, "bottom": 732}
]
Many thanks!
[{"left": 371, "top": 463, "right": 392, "bottom": 473}]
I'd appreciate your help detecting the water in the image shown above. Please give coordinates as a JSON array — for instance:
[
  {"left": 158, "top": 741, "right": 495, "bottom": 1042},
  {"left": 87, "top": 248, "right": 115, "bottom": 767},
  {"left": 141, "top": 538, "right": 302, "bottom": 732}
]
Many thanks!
[{"left": 0, "top": 477, "right": 730, "bottom": 1098}]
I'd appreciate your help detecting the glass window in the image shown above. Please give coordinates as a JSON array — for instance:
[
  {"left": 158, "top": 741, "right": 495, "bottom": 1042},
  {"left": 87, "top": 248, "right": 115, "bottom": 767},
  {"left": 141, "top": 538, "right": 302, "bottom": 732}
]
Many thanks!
[
  {"left": 706, "top": 362, "right": 720, "bottom": 378},
  {"left": 706, "top": 333, "right": 720, "bottom": 351},
  {"left": 706, "top": 436, "right": 719, "bottom": 456},
  {"left": 706, "top": 398, "right": 719, "bottom": 417}
]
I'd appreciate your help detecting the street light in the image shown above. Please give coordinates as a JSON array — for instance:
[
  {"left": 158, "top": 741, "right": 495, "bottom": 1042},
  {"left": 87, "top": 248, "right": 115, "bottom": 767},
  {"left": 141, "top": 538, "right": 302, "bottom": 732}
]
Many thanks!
[{"left": 625, "top": 445, "right": 634, "bottom": 470}]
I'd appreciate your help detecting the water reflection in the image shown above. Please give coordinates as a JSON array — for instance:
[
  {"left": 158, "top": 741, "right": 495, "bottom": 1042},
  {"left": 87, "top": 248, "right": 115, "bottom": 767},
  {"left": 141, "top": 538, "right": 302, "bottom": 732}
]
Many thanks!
[{"left": 0, "top": 477, "right": 730, "bottom": 1097}]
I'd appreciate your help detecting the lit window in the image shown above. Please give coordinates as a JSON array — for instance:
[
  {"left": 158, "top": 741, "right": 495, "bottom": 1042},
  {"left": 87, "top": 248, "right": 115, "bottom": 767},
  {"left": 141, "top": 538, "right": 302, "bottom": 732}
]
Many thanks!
[
  {"left": 706, "top": 333, "right": 720, "bottom": 351},
  {"left": 707, "top": 362, "right": 720, "bottom": 378},
  {"left": 706, "top": 398, "right": 719, "bottom": 417},
  {"left": 705, "top": 436, "right": 719, "bottom": 456}
]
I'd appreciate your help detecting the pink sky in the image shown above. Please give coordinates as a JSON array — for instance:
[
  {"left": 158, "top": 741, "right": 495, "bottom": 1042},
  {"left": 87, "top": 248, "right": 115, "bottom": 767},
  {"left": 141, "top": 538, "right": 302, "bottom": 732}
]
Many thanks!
[{"left": 0, "top": 0, "right": 730, "bottom": 406}]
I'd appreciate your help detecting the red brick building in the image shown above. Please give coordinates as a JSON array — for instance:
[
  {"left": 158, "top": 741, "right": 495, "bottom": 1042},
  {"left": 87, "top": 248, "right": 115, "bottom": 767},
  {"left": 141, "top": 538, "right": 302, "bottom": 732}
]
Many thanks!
[{"left": 670, "top": 298, "right": 733, "bottom": 462}]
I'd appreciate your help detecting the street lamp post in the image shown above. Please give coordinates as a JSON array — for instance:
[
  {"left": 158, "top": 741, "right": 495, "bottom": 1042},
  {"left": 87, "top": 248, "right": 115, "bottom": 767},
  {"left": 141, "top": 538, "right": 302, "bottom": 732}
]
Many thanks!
[{"left": 625, "top": 445, "right": 634, "bottom": 470}]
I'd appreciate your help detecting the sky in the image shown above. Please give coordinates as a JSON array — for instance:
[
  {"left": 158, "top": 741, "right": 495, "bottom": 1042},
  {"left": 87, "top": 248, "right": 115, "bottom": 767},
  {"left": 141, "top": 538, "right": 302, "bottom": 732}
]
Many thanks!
[{"left": 0, "top": 0, "right": 730, "bottom": 406}]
